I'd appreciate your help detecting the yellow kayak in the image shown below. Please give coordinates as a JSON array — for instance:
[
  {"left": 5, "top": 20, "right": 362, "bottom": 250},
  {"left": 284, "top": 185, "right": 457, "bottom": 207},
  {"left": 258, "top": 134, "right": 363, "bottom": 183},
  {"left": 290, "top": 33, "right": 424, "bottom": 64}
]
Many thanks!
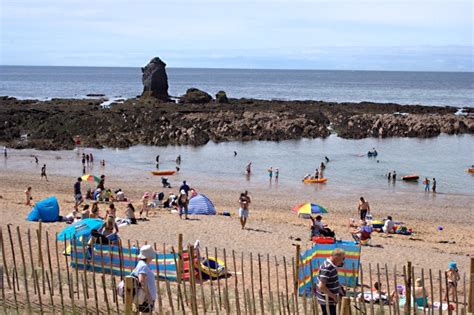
[{"left": 303, "top": 178, "right": 327, "bottom": 183}]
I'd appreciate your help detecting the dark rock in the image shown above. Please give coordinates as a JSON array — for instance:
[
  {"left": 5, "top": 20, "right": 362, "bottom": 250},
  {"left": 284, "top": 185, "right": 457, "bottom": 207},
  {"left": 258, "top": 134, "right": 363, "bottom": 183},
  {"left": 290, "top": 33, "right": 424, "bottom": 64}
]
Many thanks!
[
  {"left": 215, "top": 91, "right": 229, "bottom": 103},
  {"left": 141, "top": 57, "right": 170, "bottom": 101},
  {"left": 86, "top": 94, "right": 105, "bottom": 97},
  {"left": 179, "top": 88, "right": 212, "bottom": 104}
]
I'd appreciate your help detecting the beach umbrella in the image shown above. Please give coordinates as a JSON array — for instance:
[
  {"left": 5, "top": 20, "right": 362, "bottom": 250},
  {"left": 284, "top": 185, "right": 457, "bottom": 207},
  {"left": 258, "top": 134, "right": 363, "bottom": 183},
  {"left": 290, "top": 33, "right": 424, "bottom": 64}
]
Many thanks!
[
  {"left": 81, "top": 174, "right": 100, "bottom": 184},
  {"left": 292, "top": 203, "right": 328, "bottom": 216},
  {"left": 57, "top": 218, "right": 104, "bottom": 241}
]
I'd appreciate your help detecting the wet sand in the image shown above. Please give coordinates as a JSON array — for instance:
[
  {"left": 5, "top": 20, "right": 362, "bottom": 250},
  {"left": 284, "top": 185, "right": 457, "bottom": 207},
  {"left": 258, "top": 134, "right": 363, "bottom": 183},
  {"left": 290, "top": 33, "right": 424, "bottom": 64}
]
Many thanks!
[{"left": 0, "top": 150, "right": 472, "bottom": 276}]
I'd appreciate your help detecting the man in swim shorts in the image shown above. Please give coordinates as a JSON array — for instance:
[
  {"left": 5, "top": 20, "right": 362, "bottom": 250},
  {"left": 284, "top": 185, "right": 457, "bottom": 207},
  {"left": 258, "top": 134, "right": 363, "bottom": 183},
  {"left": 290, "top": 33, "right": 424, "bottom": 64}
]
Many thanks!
[{"left": 238, "top": 192, "right": 250, "bottom": 230}]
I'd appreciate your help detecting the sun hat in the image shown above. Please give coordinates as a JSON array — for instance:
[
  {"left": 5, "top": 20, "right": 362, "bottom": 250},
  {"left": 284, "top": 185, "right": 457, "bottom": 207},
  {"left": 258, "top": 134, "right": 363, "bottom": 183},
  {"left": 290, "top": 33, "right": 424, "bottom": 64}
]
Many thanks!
[
  {"left": 138, "top": 244, "right": 155, "bottom": 260},
  {"left": 180, "top": 189, "right": 186, "bottom": 194},
  {"left": 448, "top": 261, "right": 457, "bottom": 270}
]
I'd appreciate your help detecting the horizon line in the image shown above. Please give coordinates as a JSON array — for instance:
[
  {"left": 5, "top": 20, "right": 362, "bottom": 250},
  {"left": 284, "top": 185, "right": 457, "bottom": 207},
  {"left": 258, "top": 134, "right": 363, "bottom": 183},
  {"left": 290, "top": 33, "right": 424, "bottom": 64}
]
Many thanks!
[{"left": 1, "top": 64, "right": 473, "bottom": 74}]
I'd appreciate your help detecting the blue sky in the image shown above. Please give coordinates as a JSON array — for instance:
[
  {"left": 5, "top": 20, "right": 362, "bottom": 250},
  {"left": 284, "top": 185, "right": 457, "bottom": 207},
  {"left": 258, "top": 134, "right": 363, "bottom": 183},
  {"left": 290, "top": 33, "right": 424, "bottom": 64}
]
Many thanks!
[{"left": 1, "top": 0, "right": 473, "bottom": 71}]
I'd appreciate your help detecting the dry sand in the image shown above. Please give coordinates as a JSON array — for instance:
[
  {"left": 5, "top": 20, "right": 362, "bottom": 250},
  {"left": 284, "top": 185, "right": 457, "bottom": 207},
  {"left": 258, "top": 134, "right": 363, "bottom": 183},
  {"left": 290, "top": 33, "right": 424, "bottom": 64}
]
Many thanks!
[{"left": 0, "top": 152, "right": 472, "bottom": 277}]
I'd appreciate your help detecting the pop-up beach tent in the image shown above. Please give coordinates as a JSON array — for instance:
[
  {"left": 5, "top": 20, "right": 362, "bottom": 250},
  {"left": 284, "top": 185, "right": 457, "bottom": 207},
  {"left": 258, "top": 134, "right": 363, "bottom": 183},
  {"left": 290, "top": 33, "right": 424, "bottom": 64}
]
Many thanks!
[
  {"left": 188, "top": 194, "right": 216, "bottom": 215},
  {"left": 27, "top": 196, "right": 60, "bottom": 222}
]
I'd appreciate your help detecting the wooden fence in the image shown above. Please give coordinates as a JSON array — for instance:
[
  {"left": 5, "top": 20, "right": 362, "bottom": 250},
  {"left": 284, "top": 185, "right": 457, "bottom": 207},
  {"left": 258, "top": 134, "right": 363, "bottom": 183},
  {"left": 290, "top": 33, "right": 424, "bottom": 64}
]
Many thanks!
[{"left": 0, "top": 223, "right": 472, "bottom": 314}]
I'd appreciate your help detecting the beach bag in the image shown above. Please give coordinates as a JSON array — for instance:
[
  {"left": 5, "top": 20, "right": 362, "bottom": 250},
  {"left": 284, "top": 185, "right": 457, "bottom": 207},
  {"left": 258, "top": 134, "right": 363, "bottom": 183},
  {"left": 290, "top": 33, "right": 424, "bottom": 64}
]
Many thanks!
[{"left": 116, "top": 275, "right": 145, "bottom": 304}]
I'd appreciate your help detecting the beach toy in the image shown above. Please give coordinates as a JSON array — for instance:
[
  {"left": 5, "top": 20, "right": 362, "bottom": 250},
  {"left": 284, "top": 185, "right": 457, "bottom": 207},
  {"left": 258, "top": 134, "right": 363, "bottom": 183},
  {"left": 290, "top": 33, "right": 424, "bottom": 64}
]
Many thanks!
[
  {"left": 303, "top": 178, "right": 328, "bottom": 183},
  {"left": 437, "top": 226, "right": 443, "bottom": 231}
]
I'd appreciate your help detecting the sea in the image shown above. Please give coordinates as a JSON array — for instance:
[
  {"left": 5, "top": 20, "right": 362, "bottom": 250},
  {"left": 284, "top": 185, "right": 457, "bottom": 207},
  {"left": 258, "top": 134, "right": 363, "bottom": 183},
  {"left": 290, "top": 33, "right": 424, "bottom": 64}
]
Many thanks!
[
  {"left": 1, "top": 65, "right": 473, "bottom": 107},
  {"left": 1, "top": 66, "right": 473, "bottom": 196}
]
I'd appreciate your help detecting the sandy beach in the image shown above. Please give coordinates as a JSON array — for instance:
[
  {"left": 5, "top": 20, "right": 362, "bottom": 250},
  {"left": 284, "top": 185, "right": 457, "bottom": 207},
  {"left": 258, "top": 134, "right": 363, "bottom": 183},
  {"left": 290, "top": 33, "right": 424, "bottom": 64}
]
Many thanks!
[{"left": 1, "top": 150, "right": 472, "bottom": 277}]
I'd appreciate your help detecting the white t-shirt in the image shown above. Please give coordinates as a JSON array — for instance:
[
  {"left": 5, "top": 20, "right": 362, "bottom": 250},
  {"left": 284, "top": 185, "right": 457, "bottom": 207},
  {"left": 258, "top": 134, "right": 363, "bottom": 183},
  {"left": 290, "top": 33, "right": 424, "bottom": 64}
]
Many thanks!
[
  {"left": 383, "top": 219, "right": 395, "bottom": 233},
  {"left": 132, "top": 260, "right": 157, "bottom": 302}
]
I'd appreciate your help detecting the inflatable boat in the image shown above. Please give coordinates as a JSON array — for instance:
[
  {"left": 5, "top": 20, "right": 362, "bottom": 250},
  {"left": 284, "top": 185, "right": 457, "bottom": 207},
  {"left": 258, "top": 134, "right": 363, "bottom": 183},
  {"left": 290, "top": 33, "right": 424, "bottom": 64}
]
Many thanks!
[
  {"left": 467, "top": 167, "right": 474, "bottom": 173},
  {"left": 200, "top": 257, "right": 226, "bottom": 279},
  {"left": 151, "top": 170, "right": 177, "bottom": 176},
  {"left": 402, "top": 175, "right": 419, "bottom": 181},
  {"left": 303, "top": 178, "right": 328, "bottom": 183}
]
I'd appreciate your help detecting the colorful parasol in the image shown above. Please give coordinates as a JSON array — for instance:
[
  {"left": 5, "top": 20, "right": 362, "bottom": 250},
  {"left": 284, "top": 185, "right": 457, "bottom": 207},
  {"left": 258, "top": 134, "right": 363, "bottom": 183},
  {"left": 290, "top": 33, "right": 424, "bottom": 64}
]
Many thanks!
[
  {"left": 292, "top": 203, "right": 328, "bottom": 216},
  {"left": 81, "top": 174, "right": 100, "bottom": 183}
]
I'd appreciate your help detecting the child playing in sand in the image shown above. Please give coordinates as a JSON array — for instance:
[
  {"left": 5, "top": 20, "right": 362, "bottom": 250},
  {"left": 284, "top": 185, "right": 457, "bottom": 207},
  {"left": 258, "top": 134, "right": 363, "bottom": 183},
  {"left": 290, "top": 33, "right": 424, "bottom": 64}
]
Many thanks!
[
  {"left": 140, "top": 192, "right": 150, "bottom": 218},
  {"left": 25, "top": 187, "right": 32, "bottom": 206},
  {"left": 446, "top": 261, "right": 460, "bottom": 302}
]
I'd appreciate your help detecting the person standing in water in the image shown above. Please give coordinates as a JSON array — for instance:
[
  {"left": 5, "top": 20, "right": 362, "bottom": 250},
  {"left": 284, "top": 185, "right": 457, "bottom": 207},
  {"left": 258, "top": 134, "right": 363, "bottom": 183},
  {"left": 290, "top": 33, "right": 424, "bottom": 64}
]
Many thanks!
[
  {"left": 176, "top": 155, "right": 181, "bottom": 165},
  {"left": 432, "top": 178, "right": 437, "bottom": 193},
  {"left": 275, "top": 168, "right": 279, "bottom": 182},
  {"left": 268, "top": 166, "right": 273, "bottom": 181},
  {"left": 423, "top": 178, "right": 430, "bottom": 192},
  {"left": 387, "top": 172, "right": 392, "bottom": 180},
  {"left": 234, "top": 151, "right": 237, "bottom": 157},
  {"left": 3, "top": 146, "right": 7, "bottom": 158},
  {"left": 41, "top": 164, "right": 48, "bottom": 181},
  {"left": 156, "top": 155, "right": 160, "bottom": 164},
  {"left": 34, "top": 155, "right": 39, "bottom": 164},
  {"left": 392, "top": 171, "right": 397, "bottom": 181},
  {"left": 246, "top": 162, "right": 252, "bottom": 175}
]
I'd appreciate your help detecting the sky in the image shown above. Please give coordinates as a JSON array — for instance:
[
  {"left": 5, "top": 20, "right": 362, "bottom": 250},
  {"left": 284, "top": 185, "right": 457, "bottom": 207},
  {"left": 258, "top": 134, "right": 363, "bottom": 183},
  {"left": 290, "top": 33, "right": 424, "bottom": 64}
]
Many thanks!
[{"left": 0, "top": 0, "right": 473, "bottom": 71}]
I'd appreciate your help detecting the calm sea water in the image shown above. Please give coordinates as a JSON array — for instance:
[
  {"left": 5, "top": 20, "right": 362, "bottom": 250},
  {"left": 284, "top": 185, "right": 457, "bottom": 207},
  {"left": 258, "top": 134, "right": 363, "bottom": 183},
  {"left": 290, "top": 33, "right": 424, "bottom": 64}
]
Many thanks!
[
  {"left": 3, "top": 135, "right": 473, "bottom": 196},
  {"left": 1, "top": 65, "right": 473, "bottom": 107}
]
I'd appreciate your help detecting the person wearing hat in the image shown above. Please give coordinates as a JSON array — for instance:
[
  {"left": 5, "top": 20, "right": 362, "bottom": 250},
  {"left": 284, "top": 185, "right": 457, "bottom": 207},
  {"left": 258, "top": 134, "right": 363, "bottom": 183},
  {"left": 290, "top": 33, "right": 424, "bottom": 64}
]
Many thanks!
[
  {"left": 132, "top": 245, "right": 157, "bottom": 313},
  {"left": 446, "top": 261, "right": 460, "bottom": 302},
  {"left": 178, "top": 190, "right": 189, "bottom": 220}
]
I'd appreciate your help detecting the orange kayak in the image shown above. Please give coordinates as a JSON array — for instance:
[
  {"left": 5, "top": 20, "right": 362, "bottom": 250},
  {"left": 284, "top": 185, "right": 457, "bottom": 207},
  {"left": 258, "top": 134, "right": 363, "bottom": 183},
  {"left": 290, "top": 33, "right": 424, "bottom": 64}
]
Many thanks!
[
  {"left": 467, "top": 168, "right": 474, "bottom": 173},
  {"left": 402, "top": 175, "right": 419, "bottom": 181},
  {"left": 303, "top": 178, "right": 327, "bottom": 183},
  {"left": 151, "top": 170, "right": 177, "bottom": 176}
]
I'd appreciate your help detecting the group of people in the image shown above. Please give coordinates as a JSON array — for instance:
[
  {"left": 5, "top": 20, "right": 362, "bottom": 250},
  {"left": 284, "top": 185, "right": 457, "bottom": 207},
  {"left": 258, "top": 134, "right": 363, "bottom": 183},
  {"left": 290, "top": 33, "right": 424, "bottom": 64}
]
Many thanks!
[
  {"left": 267, "top": 166, "right": 280, "bottom": 181},
  {"left": 423, "top": 177, "right": 437, "bottom": 193},
  {"left": 303, "top": 158, "right": 329, "bottom": 181}
]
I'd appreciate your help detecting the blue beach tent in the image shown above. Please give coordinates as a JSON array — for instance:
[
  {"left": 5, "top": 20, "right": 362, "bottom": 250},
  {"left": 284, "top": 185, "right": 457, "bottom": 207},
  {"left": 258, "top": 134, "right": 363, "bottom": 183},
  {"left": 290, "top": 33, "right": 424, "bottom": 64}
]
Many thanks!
[
  {"left": 188, "top": 194, "right": 216, "bottom": 215},
  {"left": 26, "top": 196, "right": 60, "bottom": 222}
]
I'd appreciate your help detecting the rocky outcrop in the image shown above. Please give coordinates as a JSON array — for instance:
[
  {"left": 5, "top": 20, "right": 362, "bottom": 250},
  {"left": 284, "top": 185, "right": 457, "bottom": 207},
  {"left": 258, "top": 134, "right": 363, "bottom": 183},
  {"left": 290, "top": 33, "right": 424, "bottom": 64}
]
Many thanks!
[
  {"left": 140, "top": 57, "right": 170, "bottom": 101},
  {"left": 215, "top": 91, "right": 229, "bottom": 103},
  {"left": 179, "top": 88, "right": 212, "bottom": 104},
  {"left": 0, "top": 96, "right": 472, "bottom": 150}
]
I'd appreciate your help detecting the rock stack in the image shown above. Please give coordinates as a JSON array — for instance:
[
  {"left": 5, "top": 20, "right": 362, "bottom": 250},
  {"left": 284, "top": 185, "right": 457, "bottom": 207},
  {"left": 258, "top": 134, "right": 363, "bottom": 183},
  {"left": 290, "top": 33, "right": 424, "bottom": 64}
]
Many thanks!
[{"left": 141, "top": 57, "right": 170, "bottom": 101}]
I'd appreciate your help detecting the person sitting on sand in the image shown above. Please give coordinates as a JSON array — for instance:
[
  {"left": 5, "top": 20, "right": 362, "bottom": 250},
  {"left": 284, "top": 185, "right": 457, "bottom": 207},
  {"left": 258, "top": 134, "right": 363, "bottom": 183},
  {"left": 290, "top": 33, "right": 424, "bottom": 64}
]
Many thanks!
[
  {"left": 125, "top": 203, "right": 137, "bottom": 224},
  {"left": 351, "top": 220, "right": 373, "bottom": 244},
  {"left": 446, "top": 261, "right": 460, "bottom": 302},
  {"left": 115, "top": 189, "right": 126, "bottom": 201},
  {"left": 96, "top": 215, "right": 119, "bottom": 244},
  {"left": 310, "top": 215, "right": 335, "bottom": 238},
  {"left": 106, "top": 202, "right": 116, "bottom": 217},
  {"left": 90, "top": 201, "right": 100, "bottom": 218},
  {"left": 25, "top": 187, "right": 33, "bottom": 206},
  {"left": 103, "top": 189, "right": 115, "bottom": 202},
  {"left": 93, "top": 188, "right": 102, "bottom": 201},
  {"left": 383, "top": 216, "right": 395, "bottom": 234},
  {"left": 139, "top": 192, "right": 150, "bottom": 217},
  {"left": 81, "top": 204, "right": 91, "bottom": 219}
]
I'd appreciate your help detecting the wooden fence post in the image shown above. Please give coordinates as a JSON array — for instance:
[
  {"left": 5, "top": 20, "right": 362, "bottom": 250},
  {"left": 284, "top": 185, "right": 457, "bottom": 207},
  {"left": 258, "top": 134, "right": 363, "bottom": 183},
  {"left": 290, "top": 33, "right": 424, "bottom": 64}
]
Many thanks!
[
  {"left": 468, "top": 258, "right": 473, "bottom": 313},
  {"left": 124, "top": 276, "right": 134, "bottom": 315}
]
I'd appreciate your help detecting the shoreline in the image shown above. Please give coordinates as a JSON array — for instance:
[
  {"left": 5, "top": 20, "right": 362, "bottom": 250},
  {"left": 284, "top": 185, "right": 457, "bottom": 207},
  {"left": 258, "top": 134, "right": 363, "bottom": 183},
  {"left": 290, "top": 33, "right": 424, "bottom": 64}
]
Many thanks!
[{"left": 1, "top": 96, "right": 473, "bottom": 150}]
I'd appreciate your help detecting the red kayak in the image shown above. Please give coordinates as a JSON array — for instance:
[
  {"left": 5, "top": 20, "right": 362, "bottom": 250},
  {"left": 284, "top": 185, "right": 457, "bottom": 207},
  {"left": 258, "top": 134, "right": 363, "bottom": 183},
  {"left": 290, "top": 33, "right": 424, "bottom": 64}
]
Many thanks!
[
  {"left": 151, "top": 170, "right": 176, "bottom": 176},
  {"left": 402, "top": 175, "right": 419, "bottom": 181}
]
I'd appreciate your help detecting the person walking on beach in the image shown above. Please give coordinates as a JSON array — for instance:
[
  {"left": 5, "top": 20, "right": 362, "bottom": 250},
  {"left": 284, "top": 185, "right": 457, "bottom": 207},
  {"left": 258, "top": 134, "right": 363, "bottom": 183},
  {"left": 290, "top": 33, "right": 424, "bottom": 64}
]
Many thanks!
[
  {"left": 268, "top": 166, "right": 273, "bottom": 181},
  {"left": 34, "top": 155, "right": 39, "bottom": 164},
  {"left": 423, "top": 177, "right": 430, "bottom": 192},
  {"left": 275, "top": 168, "right": 279, "bottom": 182},
  {"left": 238, "top": 192, "right": 251, "bottom": 230},
  {"left": 82, "top": 153, "right": 86, "bottom": 166},
  {"left": 41, "top": 164, "right": 48, "bottom": 181},
  {"left": 317, "top": 249, "right": 346, "bottom": 315},
  {"left": 74, "top": 177, "right": 83, "bottom": 210},
  {"left": 178, "top": 190, "right": 189, "bottom": 220},
  {"left": 432, "top": 178, "right": 437, "bottom": 193},
  {"left": 90, "top": 153, "right": 94, "bottom": 163},
  {"left": 234, "top": 151, "right": 237, "bottom": 157},
  {"left": 358, "top": 197, "right": 370, "bottom": 220},
  {"left": 132, "top": 244, "right": 157, "bottom": 313},
  {"left": 140, "top": 192, "right": 150, "bottom": 218},
  {"left": 25, "top": 187, "right": 33, "bottom": 206},
  {"left": 176, "top": 155, "right": 181, "bottom": 165},
  {"left": 3, "top": 146, "right": 7, "bottom": 158},
  {"left": 97, "top": 175, "right": 105, "bottom": 191},
  {"left": 445, "top": 261, "right": 460, "bottom": 302}
]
